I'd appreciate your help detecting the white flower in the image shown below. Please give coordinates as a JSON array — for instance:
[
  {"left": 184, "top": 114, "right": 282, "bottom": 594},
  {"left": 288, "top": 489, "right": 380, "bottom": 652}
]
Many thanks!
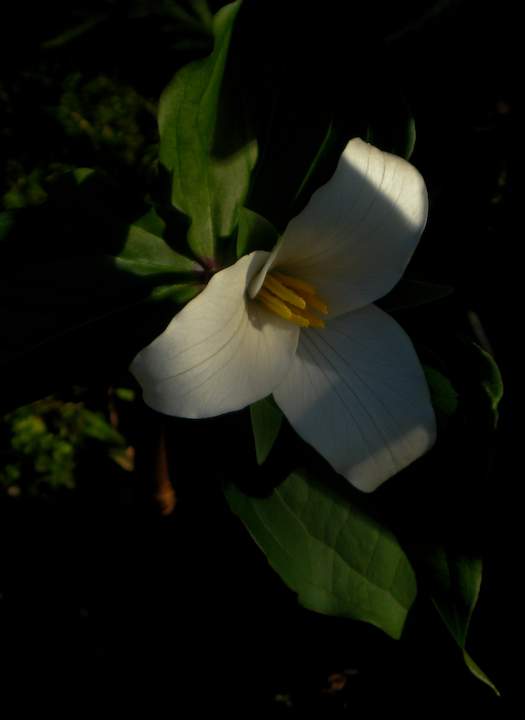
[{"left": 130, "top": 138, "right": 436, "bottom": 492}]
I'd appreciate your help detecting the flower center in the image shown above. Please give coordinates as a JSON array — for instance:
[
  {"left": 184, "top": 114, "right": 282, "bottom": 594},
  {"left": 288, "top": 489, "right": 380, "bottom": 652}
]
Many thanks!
[{"left": 256, "top": 271, "right": 328, "bottom": 328}]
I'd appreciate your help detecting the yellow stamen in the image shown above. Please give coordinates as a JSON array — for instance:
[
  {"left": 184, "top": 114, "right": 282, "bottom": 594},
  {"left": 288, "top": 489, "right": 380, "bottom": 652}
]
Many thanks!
[
  {"left": 287, "top": 312, "right": 310, "bottom": 327},
  {"left": 296, "top": 291, "right": 328, "bottom": 315},
  {"left": 273, "top": 271, "right": 317, "bottom": 296},
  {"left": 294, "top": 307, "right": 326, "bottom": 329},
  {"left": 256, "top": 272, "right": 328, "bottom": 329},
  {"left": 263, "top": 275, "right": 306, "bottom": 310},
  {"left": 257, "top": 288, "right": 293, "bottom": 320}
]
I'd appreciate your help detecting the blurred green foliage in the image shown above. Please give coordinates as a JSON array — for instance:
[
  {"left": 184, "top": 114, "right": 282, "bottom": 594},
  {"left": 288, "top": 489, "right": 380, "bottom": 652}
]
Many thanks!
[
  {"left": 1, "top": 390, "right": 132, "bottom": 498},
  {"left": 0, "top": 0, "right": 219, "bottom": 210},
  {"left": 53, "top": 74, "right": 159, "bottom": 182},
  {"left": 1, "top": 72, "right": 159, "bottom": 209}
]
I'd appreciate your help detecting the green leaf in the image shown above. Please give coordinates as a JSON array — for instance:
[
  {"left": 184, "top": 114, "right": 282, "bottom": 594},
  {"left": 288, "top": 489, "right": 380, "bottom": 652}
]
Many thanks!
[
  {"left": 475, "top": 344, "right": 503, "bottom": 427},
  {"left": 431, "top": 559, "right": 499, "bottom": 695},
  {"left": 236, "top": 207, "right": 278, "bottom": 257},
  {"left": 250, "top": 397, "right": 282, "bottom": 465},
  {"left": 158, "top": 0, "right": 256, "bottom": 261},
  {"left": 415, "top": 531, "right": 498, "bottom": 694},
  {"left": 377, "top": 278, "right": 454, "bottom": 312},
  {"left": 116, "top": 221, "right": 195, "bottom": 275},
  {"left": 422, "top": 365, "right": 458, "bottom": 429},
  {"left": 225, "top": 468, "right": 417, "bottom": 639},
  {"left": 462, "top": 651, "right": 499, "bottom": 694}
]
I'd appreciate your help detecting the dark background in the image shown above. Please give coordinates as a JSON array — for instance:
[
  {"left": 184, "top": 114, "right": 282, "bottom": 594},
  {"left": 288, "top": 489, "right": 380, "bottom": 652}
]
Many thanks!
[{"left": 1, "top": 0, "right": 517, "bottom": 714}]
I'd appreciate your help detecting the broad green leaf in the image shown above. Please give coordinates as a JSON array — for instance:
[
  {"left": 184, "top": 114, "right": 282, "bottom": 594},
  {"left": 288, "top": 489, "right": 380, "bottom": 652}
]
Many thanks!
[
  {"left": 225, "top": 468, "right": 417, "bottom": 639},
  {"left": 158, "top": 0, "right": 256, "bottom": 260},
  {"left": 377, "top": 278, "right": 453, "bottom": 312},
  {"left": 250, "top": 397, "right": 282, "bottom": 465},
  {"left": 116, "top": 222, "right": 195, "bottom": 274},
  {"left": 236, "top": 207, "right": 278, "bottom": 257}
]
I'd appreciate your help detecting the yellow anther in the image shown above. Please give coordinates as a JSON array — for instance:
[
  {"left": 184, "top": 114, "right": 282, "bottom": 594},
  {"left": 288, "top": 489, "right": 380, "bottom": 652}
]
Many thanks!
[
  {"left": 257, "top": 288, "right": 293, "bottom": 320},
  {"left": 287, "top": 312, "right": 310, "bottom": 327},
  {"left": 297, "top": 308, "right": 326, "bottom": 328},
  {"left": 263, "top": 275, "right": 306, "bottom": 309},
  {"left": 296, "top": 291, "right": 328, "bottom": 315},
  {"left": 273, "top": 271, "right": 317, "bottom": 296},
  {"left": 256, "top": 272, "right": 328, "bottom": 329}
]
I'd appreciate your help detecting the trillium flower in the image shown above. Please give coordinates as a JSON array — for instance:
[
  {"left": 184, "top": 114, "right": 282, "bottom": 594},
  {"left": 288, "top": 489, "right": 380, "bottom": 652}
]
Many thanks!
[{"left": 130, "top": 138, "right": 436, "bottom": 492}]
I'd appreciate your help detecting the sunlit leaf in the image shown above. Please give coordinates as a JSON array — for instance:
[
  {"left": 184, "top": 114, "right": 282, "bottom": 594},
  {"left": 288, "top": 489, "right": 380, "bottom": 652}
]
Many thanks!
[
  {"left": 158, "top": 0, "right": 256, "bottom": 260},
  {"left": 225, "top": 467, "right": 417, "bottom": 639}
]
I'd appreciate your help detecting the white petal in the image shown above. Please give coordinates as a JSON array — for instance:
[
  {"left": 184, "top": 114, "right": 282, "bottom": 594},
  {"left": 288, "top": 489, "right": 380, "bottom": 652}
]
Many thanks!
[
  {"left": 272, "top": 304, "right": 436, "bottom": 492},
  {"left": 273, "top": 138, "right": 428, "bottom": 317},
  {"left": 130, "top": 252, "right": 300, "bottom": 418}
]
